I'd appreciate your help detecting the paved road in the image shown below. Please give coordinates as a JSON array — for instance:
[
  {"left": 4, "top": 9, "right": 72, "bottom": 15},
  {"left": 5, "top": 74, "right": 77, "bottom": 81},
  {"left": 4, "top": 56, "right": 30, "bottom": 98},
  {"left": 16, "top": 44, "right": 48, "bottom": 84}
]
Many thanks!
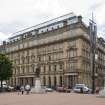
[{"left": 0, "top": 92, "right": 105, "bottom": 105}]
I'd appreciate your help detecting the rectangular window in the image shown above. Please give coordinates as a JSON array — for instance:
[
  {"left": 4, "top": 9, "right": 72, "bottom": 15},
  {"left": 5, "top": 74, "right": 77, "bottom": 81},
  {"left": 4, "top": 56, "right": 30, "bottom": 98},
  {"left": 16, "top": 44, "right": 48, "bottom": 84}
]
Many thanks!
[
  {"left": 38, "top": 56, "right": 41, "bottom": 61},
  {"left": 68, "top": 41, "right": 76, "bottom": 47},
  {"left": 48, "top": 55, "right": 51, "bottom": 61},
  {"left": 49, "top": 65, "right": 51, "bottom": 71},
  {"left": 59, "top": 64, "right": 63, "bottom": 69},
  {"left": 54, "top": 65, "right": 56, "bottom": 71},
  {"left": 69, "top": 62, "right": 76, "bottom": 72},
  {"left": 44, "top": 65, "right": 46, "bottom": 73},
  {"left": 26, "top": 56, "right": 29, "bottom": 64},
  {"left": 68, "top": 50, "right": 77, "bottom": 58}
]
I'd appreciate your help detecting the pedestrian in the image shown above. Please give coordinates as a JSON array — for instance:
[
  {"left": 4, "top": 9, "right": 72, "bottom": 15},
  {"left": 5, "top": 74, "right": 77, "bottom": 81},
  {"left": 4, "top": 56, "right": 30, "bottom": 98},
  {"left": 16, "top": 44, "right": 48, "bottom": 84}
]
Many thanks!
[
  {"left": 16, "top": 85, "right": 20, "bottom": 95},
  {"left": 80, "top": 87, "right": 83, "bottom": 93},
  {"left": 95, "top": 87, "right": 100, "bottom": 94},
  {"left": 20, "top": 86, "right": 24, "bottom": 95}
]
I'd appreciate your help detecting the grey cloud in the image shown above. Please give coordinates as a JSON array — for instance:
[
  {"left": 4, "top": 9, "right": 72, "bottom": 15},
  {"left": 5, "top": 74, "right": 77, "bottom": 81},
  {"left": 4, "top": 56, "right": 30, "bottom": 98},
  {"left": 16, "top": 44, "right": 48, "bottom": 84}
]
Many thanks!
[
  {"left": 0, "top": 11, "right": 54, "bottom": 35},
  {"left": 0, "top": 0, "right": 105, "bottom": 41},
  {"left": 90, "top": 1, "right": 105, "bottom": 10}
]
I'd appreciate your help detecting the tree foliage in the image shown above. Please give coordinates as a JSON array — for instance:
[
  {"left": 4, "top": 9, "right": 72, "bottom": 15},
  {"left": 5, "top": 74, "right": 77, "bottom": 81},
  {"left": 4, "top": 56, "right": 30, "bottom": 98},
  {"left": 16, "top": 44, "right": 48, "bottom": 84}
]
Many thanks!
[{"left": 0, "top": 54, "right": 12, "bottom": 88}]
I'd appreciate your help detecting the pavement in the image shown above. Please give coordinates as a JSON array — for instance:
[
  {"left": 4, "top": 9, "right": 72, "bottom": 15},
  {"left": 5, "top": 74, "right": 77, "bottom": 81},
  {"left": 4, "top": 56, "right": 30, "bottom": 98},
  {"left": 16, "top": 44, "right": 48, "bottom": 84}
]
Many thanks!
[{"left": 0, "top": 92, "right": 105, "bottom": 105}]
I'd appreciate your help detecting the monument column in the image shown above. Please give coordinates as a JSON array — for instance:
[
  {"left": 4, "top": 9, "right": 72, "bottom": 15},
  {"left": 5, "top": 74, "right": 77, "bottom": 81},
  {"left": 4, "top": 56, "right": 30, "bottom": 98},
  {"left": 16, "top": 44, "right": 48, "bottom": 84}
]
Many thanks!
[{"left": 31, "top": 65, "right": 45, "bottom": 93}]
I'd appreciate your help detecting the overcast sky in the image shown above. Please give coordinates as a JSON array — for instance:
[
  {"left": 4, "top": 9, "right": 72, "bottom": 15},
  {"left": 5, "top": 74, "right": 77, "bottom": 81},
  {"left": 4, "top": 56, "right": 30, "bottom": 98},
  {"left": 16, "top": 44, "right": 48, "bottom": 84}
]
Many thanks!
[{"left": 0, "top": 0, "right": 105, "bottom": 43}]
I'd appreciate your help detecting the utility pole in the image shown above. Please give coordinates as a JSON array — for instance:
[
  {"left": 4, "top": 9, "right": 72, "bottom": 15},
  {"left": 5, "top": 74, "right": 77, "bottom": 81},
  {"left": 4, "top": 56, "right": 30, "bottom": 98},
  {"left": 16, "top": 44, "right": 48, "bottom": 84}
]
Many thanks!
[{"left": 89, "top": 13, "right": 97, "bottom": 94}]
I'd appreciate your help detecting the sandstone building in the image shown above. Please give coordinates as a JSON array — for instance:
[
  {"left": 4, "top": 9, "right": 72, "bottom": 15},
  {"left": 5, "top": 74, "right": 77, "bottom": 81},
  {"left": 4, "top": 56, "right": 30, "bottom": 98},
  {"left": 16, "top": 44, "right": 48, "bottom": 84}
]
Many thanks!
[{"left": 0, "top": 13, "right": 105, "bottom": 89}]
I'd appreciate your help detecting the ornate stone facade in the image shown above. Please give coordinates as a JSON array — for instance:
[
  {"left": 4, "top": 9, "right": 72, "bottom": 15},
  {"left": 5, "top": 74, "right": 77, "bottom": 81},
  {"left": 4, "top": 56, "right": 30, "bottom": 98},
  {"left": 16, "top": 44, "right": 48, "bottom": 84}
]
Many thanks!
[{"left": 0, "top": 13, "right": 105, "bottom": 89}]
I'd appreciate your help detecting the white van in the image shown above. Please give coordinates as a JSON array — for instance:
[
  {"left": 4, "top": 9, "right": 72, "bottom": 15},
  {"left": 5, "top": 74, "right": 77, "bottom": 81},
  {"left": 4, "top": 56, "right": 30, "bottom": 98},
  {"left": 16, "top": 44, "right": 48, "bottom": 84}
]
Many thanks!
[{"left": 73, "top": 84, "right": 91, "bottom": 93}]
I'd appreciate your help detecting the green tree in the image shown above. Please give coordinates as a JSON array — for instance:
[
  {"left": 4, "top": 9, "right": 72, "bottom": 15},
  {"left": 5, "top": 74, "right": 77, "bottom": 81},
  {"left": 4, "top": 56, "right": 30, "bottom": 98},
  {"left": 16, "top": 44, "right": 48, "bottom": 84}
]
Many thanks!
[{"left": 0, "top": 54, "right": 12, "bottom": 90}]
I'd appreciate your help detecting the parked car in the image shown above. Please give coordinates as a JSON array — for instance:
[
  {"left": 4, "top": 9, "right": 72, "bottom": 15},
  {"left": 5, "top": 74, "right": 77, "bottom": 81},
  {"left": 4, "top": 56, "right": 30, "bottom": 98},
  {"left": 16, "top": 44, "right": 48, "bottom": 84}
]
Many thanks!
[
  {"left": 56, "top": 86, "right": 71, "bottom": 93},
  {"left": 73, "top": 84, "right": 91, "bottom": 93},
  {"left": 7, "top": 86, "right": 14, "bottom": 91},
  {"left": 45, "top": 87, "right": 53, "bottom": 92},
  {"left": 56, "top": 86, "right": 65, "bottom": 92},
  {"left": 0, "top": 84, "right": 14, "bottom": 92},
  {"left": 0, "top": 84, "right": 8, "bottom": 92}
]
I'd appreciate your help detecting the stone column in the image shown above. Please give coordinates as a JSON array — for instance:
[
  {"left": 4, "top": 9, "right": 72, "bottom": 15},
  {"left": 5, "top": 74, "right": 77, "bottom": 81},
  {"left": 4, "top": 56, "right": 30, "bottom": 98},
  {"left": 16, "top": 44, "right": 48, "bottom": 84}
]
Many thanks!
[
  {"left": 51, "top": 75, "right": 54, "bottom": 87},
  {"left": 63, "top": 41, "right": 68, "bottom": 86},
  {"left": 56, "top": 75, "right": 59, "bottom": 86}
]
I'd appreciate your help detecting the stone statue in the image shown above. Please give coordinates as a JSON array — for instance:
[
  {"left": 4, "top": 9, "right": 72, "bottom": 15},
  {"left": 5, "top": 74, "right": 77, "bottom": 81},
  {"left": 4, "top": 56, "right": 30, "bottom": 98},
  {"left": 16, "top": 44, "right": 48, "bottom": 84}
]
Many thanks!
[{"left": 36, "top": 67, "right": 40, "bottom": 78}]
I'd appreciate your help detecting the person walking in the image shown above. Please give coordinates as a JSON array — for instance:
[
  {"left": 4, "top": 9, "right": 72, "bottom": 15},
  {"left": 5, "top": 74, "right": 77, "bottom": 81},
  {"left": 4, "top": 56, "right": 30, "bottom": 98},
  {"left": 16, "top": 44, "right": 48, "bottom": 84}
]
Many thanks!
[
  {"left": 16, "top": 85, "right": 20, "bottom": 95},
  {"left": 20, "top": 86, "right": 24, "bottom": 95},
  {"left": 80, "top": 87, "right": 83, "bottom": 93}
]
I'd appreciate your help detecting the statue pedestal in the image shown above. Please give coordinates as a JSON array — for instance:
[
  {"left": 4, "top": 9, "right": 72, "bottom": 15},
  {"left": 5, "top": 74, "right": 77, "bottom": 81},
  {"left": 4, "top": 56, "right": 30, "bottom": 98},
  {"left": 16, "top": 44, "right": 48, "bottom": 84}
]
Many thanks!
[
  {"left": 99, "top": 87, "right": 105, "bottom": 97},
  {"left": 31, "top": 78, "right": 45, "bottom": 94}
]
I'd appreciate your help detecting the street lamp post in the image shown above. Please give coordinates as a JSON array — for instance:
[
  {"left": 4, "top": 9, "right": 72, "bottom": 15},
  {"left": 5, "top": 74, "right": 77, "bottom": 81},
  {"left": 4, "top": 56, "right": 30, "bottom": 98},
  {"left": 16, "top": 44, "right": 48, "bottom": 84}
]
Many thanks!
[
  {"left": 91, "top": 51, "right": 95, "bottom": 94},
  {"left": 89, "top": 15, "right": 97, "bottom": 94}
]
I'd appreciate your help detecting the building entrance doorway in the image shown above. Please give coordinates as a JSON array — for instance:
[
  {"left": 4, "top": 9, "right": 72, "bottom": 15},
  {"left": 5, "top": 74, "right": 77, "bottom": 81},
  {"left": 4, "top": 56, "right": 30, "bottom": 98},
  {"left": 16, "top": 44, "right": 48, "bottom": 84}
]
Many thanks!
[{"left": 68, "top": 75, "right": 76, "bottom": 89}]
